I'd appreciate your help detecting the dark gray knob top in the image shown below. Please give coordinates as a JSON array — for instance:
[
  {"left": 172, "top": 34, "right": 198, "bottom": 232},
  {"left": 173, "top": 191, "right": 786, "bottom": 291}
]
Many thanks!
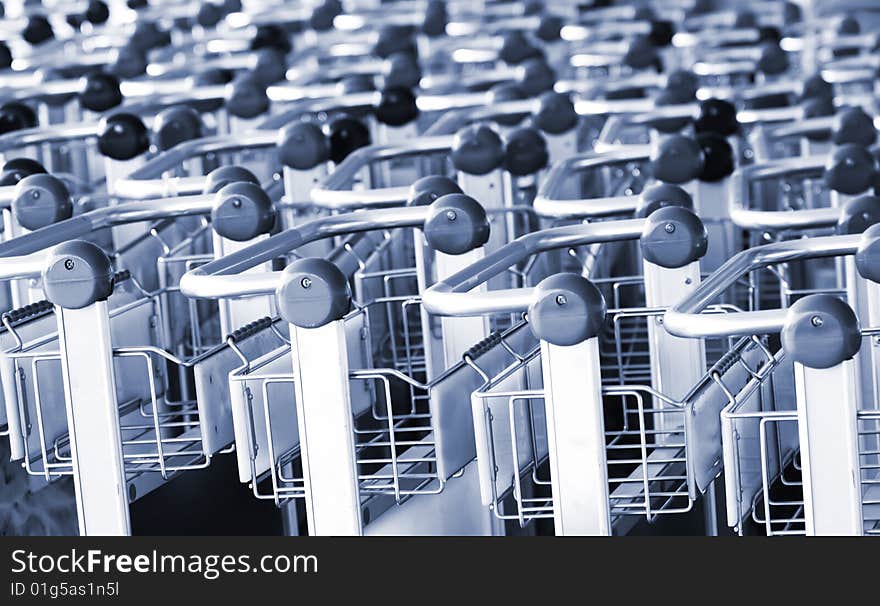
[
  {"left": 407, "top": 175, "right": 462, "bottom": 207},
  {"left": 12, "top": 174, "right": 73, "bottom": 230},
  {"left": 203, "top": 165, "right": 259, "bottom": 194},
  {"left": 80, "top": 72, "right": 122, "bottom": 112},
  {"left": 384, "top": 52, "right": 422, "bottom": 90},
  {"left": 757, "top": 42, "right": 789, "bottom": 75},
  {"left": 781, "top": 294, "right": 861, "bottom": 369},
  {"left": 640, "top": 206, "right": 707, "bottom": 268},
  {"left": 276, "top": 258, "right": 351, "bottom": 328},
  {"left": 533, "top": 91, "right": 578, "bottom": 135},
  {"left": 664, "top": 69, "right": 700, "bottom": 103},
  {"left": 696, "top": 132, "right": 735, "bottom": 182},
  {"left": 528, "top": 273, "right": 606, "bottom": 346},
  {"left": 636, "top": 183, "right": 693, "bottom": 218},
  {"left": 225, "top": 75, "right": 270, "bottom": 119},
  {"left": 375, "top": 87, "right": 419, "bottom": 127},
  {"left": 0, "top": 158, "right": 46, "bottom": 186},
  {"left": 694, "top": 98, "right": 739, "bottom": 136},
  {"left": 536, "top": 14, "right": 563, "bottom": 42},
  {"left": 800, "top": 73, "right": 833, "bottom": 102},
  {"left": 211, "top": 182, "right": 275, "bottom": 241},
  {"left": 518, "top": 58, "right": 556, "bottom": 96},
  {"left": 42, "top": 240, "right": 114, "bottom": 309},
  {"left": 97, "top": 113, "right": 149, "bottom": 160},
  {"left": 278, "top": 121, "right": 329, "bottom": 170},
  {"left": 855, "top": 222, "right": 880, "bottom": 283},
  {"left": 451, "top": 123, "right": 504, "bottom": 176},
  {"left": 423, "top": 193, "right": 489, "bottom": 255},
  {"left": 837, "top": 194, "right": 880, "bottom": 235},
  {"left": 832, "top": 106, "right": 877, "bottom": 147},
  {"left": 623, "top": 34, "right": 659, "bottom": 70},
  {"left": 733, "top": 9, "right": 757, "bottom": 29},
  {"left": 650, "top": 89, "right": 691, "bottom": 134},
  {"left": 503, "top": 126, "right": 548, "bottom": 176},
  {"left": 112, "top": 44, "right": 148, "bottom": 79},
  {"left": 651, "top": 135, "right": 705, "bottom": 184},
  {"left": 252, "top": 48, "right": 288, "bottom": 86},
  {"left": 499, "top": 30, "right": 542, "bottom": 65},
  {"left": 823, "top": 143, "right": 876, "bottom": 195},
  {"left": 152, "top": 105, "right": 202, "bottom": 151},
  {"left": 838, "top": 15, "right": 860, "bottom": 35},
  {"left": 488, "top": 82, "right": 528, "bottom": 127}
]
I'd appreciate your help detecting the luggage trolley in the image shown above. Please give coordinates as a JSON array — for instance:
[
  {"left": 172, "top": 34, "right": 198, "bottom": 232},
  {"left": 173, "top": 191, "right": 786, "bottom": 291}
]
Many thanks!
[
  {"left": 419, "top": 182, "right": 751, "bottom": 535},
  {"left": 665, "top": 227, "right": 880, "bottom": 536},
  {"left": 0, "top": 174, "right": 282, "bottom": 535},
  {"left": 180, "top": 179, "right": 556, "bottom": 535}
]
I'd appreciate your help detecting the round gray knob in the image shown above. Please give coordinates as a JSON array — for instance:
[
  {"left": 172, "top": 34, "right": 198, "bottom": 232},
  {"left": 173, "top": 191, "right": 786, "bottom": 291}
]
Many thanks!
[
  {"left": 757, "top": 42, "right": 789, "bottom": 76},
  {"left": 855, "top": 222, "right": 880, "bottom": 283},
  {"left": 664, "top": 69, "right": 699, "bottom": 103},
  {"left": 528, "top": 273, "right": 606, "bottom": 346},
  {"left": 152, "top": 105, "right": 202, "bottom": 151},
  {"left": 384, "top": 52, "right": 421, "bottom": 89},
  {"left": 407, "top": 175, "right": 462, "bottom": 207},
  {"left": 832, "top": 106, "right": 876, "bottom": 147},
  {"left": 651, "top": 134, "right": 705, "bottom": 184},
  {"left": 640, "top": 206, "right": 707, "bottom": 268},
  {"left": 423, "top": 193, "right": 489, "bottom": 255},
  {"left": 278, "top": 121, "right": 329, "bottom": 170},
  {"left": 276, "top": 258, "right": 351, "bottom": 328},
  {"left": 781, "top": 294, "right": 861, "bottom": 369},
  {"left": 42, "top": 240, "right": 115, "bottom": 309},
  {"left": 503, "top": 126, "right": 548, "bottom": 176},
  {"left": 12, "top": 174, "right": 73, "bottom": 230},
  {"left": 636, "top": 183, "right": 693, "bottom": 218},
  {"left": 225, "top": 75, "right": 270, "bottom": 119},
  {"left": 451, "top": 124, "right": 504, "bottom": 176},
  {"left": 837, "top": 194, "right": 880, "bottom": 235},
  {"left": 623, "top": 34, "right": 659, "bottom": 70},
  {"left": 203, "top": 166, "right": 259, "bottom": 194},
  {"left": 488, "top": 83, "right": 528, "bottom": 127},
  {"left": 211, "top": 182, "right": 275, "bottom": 241},
  {"left": 800, "top": 73, "right": 833, "bottom": 102},
  {"left": 518, "top": 58, "right": 556, "bottom": 96},
  {"left": 823, "top": 143, "right": 876, "bottom": 195},
  {"left": 533, "top": 91, "right": 578, "bottom": 135},
  {"left": 650, "top": 89, "right": 691, "bottom": 134}
]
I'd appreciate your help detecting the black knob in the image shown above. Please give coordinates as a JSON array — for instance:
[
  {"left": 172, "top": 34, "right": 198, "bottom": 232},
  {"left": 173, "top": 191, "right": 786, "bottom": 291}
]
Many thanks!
[
  {"left": 225, "top": 75, "right": 270, "bottom": 119},
  {"left": 802, "top": 96, "right": 836, "bottom": 142},
  {"left": 97, "top": 113, "right": 150, "bottom": 161},
  {"left": 488, "top": 83, "right": 528, "bottom": 127},
  {"left": 536, "top": 14, "right": 563, "bottom": 43},
  {"left": 375, "top": 87, "right": 419, "bottom": 127},
  {"left": 23, "top": 15, "right": 54, "bottom": 46},
  {"left": 278, "top": 121, "right": 329, "bottom": 170},
  {"left": 651, "top": 135, "right": 705, "bottom": 185},
  {"left": 80, "top": 72, "right": 122, "bottom": 113},
  {"left": 422, "top": 0, "right": 447, "bottom": 38},
  {"left": 664, "top": 69, "right": 699, "bottom": 103},
  {"left": 250, "top": 24, "right": 292, "bottom": 54},
  {"left": 823, "top": 144, "right": 877, "bottom": 195},
  {"left": 696, "top": 132, "right": 735, "bottom": 182},
  {"left": 800, "top": 73, "right": 833, "bottom": 102},
  {"left": 533, "top": 91, "right": 578, "bottom": 135},
  {"left": 127, "top": 0, "right": 148, "bottom": 9},
  {"left": 623, "top": 35, "right": 659, "bottom": 70},
  {"left": 518, "top": 58, "right": 556, "bottom": 96},
  {"left": 0, "top": 158, "right": 46, "bottom": 186},
  {"left": 252, "top": 48, "right": 288, "bottom": 86},
  {"left": 757, "top": 42, "right": 789, "bottom": 76},
  {"left": 733, "top": 10, "right": 757, "bottom": 29},
  {"left": 838, "top": 16, "right": 860, "bottom": 35},
  {"left": 196, "top": 2, "right": 223, "bottom": 28},
  {"left": 112, "top": 44, "right": 148, "bottom": 79},
  {"left": 499, "top": 31, "right": 543, "bottom": 65},
  {"left": 0, "top": 42, "right": 12, "bottom": 70},
  {"left": 648, "top": 20, "right": 674, "bottom": 47},
  {"left": 694, "top": 98, "right": 739, "bottom": 137},
  {"left": 84, "top": 0, "right": 109, "bottom": 24},
  {"left": 407, "top": 175, "right": 462, "bottom": 207},
  {"left": 203, "top": 166, "right": 258, "bottom": 194},
  {"left": 832, "top": 106, "right": 877, "bottom": 147},
  {"left": 373, "top": 25, "right": 418, "bottom": 60},
  {"left": 503, "top": 127, "right": 549, "bottom": 176},
  {"left": 152, "top": 106, "right": 202, "bottom": 151},
  {"left": 325, "top": 115, "right": 371, "bottom": 164},
  {"left": 0, "top": 102, "right": 37, "bottom": 135},
  {"left": 309, "top": 1, "right": 341, "bottom": 33},
  {"left": 451, "top": 123, "right": 504, "bottom": 176},
  {"left": 384, "top": 52, "right": 421, "bottom": 90}
]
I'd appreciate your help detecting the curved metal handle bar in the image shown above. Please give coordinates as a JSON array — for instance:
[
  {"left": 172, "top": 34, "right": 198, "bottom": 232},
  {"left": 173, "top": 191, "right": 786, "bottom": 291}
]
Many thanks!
[
  {"left": 113, "top": 131, "right": 278, "bottom": 199},
  {"left": 0, "top": 124, "right": 102, "bottom": 156},
  {"left": 0, "top": 194, "right": 215, "bottom": 262},
  {"left": 179, "top": 206, "right": 428, "bottom": 300},
  {"left": 729, "top": 157, "right": 838, "bottom": 231},
  {"left": 422, "top": 99, "right": 540, "bottom": 136},
  {"left": 422, "top": 218, "right": 645, "bottom": 317},
  {"left": 664, "top": 234, "right": 862, "bottom": 339},
  {"left": 255, "top": 91, "right": 380, "bottom": 130},
  {"left": 533, "top": 145, "right": 651, "bottom": 218},
  {"left": 310, "top": 136, "right": 454, "bottom": 209}
]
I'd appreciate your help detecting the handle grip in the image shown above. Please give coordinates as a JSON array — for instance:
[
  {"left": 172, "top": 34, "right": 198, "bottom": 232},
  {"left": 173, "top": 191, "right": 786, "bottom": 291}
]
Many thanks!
[{"left": 227, "top": 316, "right": 274, "bottom": 343}]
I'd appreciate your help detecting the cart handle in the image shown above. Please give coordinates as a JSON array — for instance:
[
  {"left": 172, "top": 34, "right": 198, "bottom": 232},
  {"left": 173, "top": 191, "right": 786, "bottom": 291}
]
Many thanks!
[
  {"left": 533, "top": 145, "right": 651, "bottom": 218},
  {"left": 664, "top": 233, "right": 863, "bottom": 339}
]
